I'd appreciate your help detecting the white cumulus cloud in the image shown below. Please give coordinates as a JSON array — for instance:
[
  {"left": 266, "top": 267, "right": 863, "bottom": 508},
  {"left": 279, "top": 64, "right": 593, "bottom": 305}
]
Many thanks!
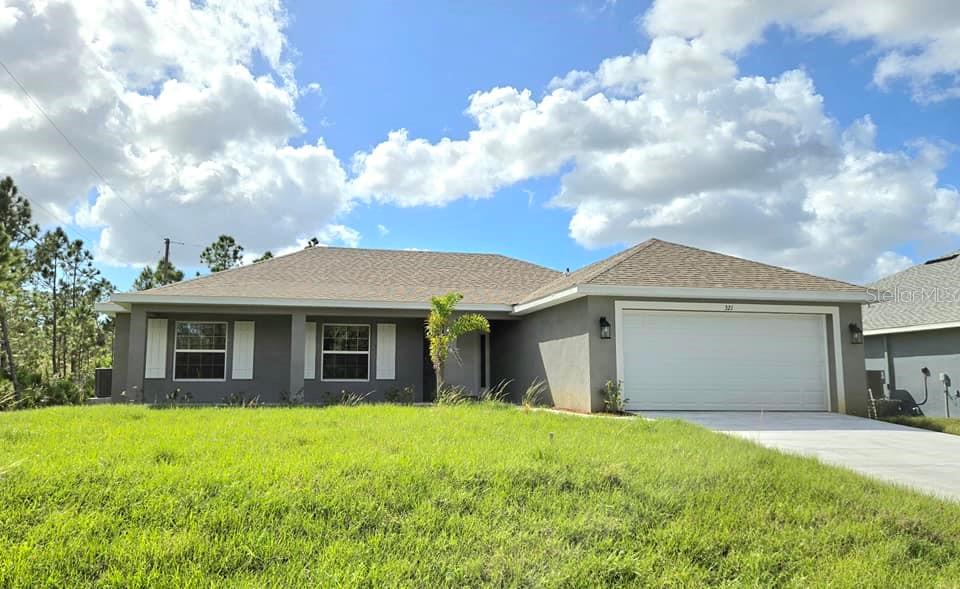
[
  {"left": 643, "top": 0, "right": 960, "bottom": 102},
  {"left": 350, "top": 36, "right": 960, "bottom": 283},
  {"left": 0, "top": 0, "right": 351, "bottom": 267}
]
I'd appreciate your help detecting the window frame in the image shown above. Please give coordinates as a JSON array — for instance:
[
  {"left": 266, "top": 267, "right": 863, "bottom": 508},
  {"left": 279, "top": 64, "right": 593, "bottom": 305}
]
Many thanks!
[
  {"left": 172, "top": 320, "right": 229, "bottom": 382},
  {"left": 320, "top": 323, "right": 371, "bottom": 382}
]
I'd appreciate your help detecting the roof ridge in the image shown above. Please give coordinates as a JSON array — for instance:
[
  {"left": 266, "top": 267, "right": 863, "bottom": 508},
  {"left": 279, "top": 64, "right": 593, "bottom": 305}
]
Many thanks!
[
  {"left": 560, "top": 239, "right": 658, "bottom": 284},
  {"left": 513, "top": 239, "right": 657, "bottom": 302},
  {"left": 140, "top": 244, "right": 317, "bottom": 294},
  {"left": 582, "top": 238, "right": 661, "bottom": 284},
  {"left": 136, "top": 244, "right": 562, "bottom": 295},
  {"left": 626, "top": 238, "right": 863, "bottom": 290}
]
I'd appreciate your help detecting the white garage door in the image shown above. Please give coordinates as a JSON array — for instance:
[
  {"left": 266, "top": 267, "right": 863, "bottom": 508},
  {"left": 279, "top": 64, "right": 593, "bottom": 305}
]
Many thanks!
[{"left": 621, "top": 310, "right": 829, "bottom": 411}]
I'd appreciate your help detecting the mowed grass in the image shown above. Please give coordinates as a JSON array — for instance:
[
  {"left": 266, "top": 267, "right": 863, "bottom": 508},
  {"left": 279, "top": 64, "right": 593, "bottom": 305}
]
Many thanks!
[
  {"left": 884, "top": 415, "right": 960, "bottom": 436},
  {"left": 2, "top": 406, "right": 960, "bottom": 588}
]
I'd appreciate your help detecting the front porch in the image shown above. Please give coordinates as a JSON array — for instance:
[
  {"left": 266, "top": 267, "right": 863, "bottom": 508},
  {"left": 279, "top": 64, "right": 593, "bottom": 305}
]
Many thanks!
[{"left": 113, "top": 306, "right": 499, "bottom": 405}]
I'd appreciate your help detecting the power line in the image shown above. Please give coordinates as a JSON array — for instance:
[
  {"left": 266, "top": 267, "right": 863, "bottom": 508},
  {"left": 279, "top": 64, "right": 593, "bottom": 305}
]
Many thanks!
[
  {"left": 26, "top": 199, "right": 100, "bottom": 246},
  {"left": 0, "top": 57, "right": 162, "bottom": 241}
]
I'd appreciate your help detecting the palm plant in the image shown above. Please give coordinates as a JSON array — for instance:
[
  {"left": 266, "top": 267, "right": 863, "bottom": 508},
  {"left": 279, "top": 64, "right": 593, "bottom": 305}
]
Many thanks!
[{"left": 426, "top": 292, "right": 490, "bottom": 396}]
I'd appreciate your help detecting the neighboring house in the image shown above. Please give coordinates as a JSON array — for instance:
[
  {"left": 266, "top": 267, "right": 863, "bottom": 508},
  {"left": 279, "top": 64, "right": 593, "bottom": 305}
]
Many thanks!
[
  {"left": 864, "top": 251, "right": 960, "bottom": 417},
  {"left": 96, "top": 239, "right": 868, "bottom": 414}
]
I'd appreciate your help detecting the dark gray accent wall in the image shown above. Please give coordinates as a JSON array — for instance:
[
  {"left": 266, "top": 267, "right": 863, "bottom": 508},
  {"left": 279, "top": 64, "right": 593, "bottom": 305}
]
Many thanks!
[
  {"left": 142, "top": 314, "right": 292, "bottom": 404},
  {"left": 302, "top": 317, "right": 424, "bottom": 403},
  {"left": 126, "top": 307, "right": 147, "bottom": 402},
  {"left": 865, "top": 328, "right": 960, "bottom": 418},
  {"left": 443, "top": 331, "right": 481, "bottom": 393},
  {"left": 490, "top": 298, "right": 592, "bottom": 411},
  {"left": 125, "top": 311, "right": 424, "bottom": 404},
  {"left": 111, "top": 313, "right": 130, "bottom": 401}
]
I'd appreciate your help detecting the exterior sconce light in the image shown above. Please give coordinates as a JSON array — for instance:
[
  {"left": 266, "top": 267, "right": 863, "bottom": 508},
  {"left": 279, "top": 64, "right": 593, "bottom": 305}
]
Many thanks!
[
  {"left": 599, "top": 316, "right": 612, "bottom": 340},
  {"left": 848, "top": 322, "right": 863, "bottom": 345}
]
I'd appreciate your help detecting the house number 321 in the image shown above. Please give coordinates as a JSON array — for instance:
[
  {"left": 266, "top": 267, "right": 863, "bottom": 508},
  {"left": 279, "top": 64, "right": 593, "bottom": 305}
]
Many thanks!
[{"left": 723, "top": 304, "right": 735, "bottom": 311}]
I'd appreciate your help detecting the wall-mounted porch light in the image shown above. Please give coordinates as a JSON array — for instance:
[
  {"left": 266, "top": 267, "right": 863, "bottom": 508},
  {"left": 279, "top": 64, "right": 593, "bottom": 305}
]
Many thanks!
[
  {"left": 599, "top": 316, "right": 612, "bottom": 340},
  {"left": 848, "top": 322, "right": 863, "bottom": 344}
]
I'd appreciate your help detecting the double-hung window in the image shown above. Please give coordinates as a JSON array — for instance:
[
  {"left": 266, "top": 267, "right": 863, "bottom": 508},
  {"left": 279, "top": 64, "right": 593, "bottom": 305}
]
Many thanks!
[
  {"left": 174, "top": 322, "right": 227, "bottom": 381},
  {"left": 321, "top": 324, "right": 370, "bottom": 381}
]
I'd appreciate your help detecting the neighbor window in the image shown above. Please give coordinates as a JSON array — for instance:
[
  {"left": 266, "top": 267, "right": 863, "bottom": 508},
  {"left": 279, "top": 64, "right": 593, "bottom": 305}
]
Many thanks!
[
  {"left": 174, "top": 322, "right": 227, "bottom": 381},
  {"left": 321, "top": 324, "right": 370, "bottom": 381}
]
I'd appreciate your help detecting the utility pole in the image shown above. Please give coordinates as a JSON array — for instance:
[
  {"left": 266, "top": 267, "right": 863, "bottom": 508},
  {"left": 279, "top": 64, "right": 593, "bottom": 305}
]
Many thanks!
[{"left": 163, "top": 237, "right": 171, "bottom": 266}]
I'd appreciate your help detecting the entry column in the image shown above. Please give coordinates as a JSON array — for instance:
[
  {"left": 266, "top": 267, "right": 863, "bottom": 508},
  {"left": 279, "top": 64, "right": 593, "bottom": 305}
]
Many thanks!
[
  {"left": 125, "top": 306, "right": 147, "bottom": 402},
  {"left": 289, "top": 312, "right": 306, "bottom": 402}
]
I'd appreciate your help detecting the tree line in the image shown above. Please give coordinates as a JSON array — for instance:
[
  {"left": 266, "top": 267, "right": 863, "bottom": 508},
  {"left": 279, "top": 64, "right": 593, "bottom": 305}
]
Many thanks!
[
  {"left": 132, "top": 234, "right": 319, "bottom": 290},
  {"left": 1, "top": 177, "right": 113, "bottom": 407},
  {"left": 1, "top": 173, "right": 328, "bottom": 408}
]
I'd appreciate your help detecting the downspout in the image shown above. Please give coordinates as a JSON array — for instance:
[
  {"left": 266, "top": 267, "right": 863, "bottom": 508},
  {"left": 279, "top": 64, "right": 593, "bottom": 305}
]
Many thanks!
[
  {"left": 917, "top": 367, "right": 931, "bottom": 410},
  {"left": 882, "top": 334, "right": 893, "bottom": 398}
]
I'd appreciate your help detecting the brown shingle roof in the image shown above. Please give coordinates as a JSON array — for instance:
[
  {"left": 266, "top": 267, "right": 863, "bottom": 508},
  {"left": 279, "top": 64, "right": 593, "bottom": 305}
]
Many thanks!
[
  {"left": 122, "top": 239, "right": 862, "bottom": 308},
  {"left": 135, "top": 246, "right": 561, "bottom": 306},
  {"left": 520, "top": 239, "right": 863, "bottom": 303}
]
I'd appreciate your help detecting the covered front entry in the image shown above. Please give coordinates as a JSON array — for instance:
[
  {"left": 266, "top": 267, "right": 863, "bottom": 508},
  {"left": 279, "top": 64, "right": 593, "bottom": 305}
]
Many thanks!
[{"left": 618, "top": 305, "right": 830, "bottom": 411}]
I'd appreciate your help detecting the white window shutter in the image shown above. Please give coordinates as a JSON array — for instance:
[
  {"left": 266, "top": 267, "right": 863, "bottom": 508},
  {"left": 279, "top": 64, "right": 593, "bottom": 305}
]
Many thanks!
[
  {"left": 144, "top": 319, "right": 168, "bottom": 379},
  {"left": 376, "top": 323, "right": 396, "bottom": 380},
  {"left": 304, "top": 322, "right": 317, "bottom": 379},
  {"left": 231, "top": 321, "right": 255, "bottom": 380}
]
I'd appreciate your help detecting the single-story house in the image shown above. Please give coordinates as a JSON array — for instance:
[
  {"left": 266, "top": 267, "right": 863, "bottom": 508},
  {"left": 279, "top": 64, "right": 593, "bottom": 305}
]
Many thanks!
[
  {"left": 96, "top": 238, "right": 869, "bottom": 414},
  {"left": 864, "top": 251, "right": 960, "bottom": 417}
]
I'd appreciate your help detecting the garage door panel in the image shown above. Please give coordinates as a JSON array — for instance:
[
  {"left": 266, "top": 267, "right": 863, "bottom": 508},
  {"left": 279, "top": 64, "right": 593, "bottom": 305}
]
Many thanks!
[{"left": 622, "top": 310, "right": 828, "bottom": 411}]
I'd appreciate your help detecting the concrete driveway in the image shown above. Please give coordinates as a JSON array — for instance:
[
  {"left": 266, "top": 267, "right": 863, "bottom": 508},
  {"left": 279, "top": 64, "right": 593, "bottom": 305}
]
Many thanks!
[{"left": 643, "top": 412, "right": 960, "bottom": 502}]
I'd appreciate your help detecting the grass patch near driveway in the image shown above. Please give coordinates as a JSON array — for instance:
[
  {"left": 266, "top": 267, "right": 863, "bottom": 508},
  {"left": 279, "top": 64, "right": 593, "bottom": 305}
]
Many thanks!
[
  {"left": 884, "top": 415, "right": 960, "bottom": 436},
  {"left": 2, "top": 405, "right": 960, "bottom": 587}
]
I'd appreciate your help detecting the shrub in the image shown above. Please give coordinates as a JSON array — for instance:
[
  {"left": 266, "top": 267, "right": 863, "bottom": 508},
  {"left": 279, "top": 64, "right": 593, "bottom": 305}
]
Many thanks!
[
  {"left": 385, "top": 385, "right": 416, "bottom": 404},
  {"left": 435, "top": 385, "right": 469, "bottom": 406},
  {"left": 321, "top": 389, "right": 372, "bottom": 406},
  {"left": 222, "top": 392, "right": 259, "bottom": 407},
  {"left": 338, "top": 390, "right": 372, "bottom": 406},
  {"left": 0, "top": 379, "right": 14, "bottom": 411},
  {"left": 157, "top": 388, "right": 192, "bottom": 407},
  {"left": 601, "top": 379, "right": 626, "bottom": 413},
  {"left": 0, "top": 376, "right": 90, "bottom": 410},
  {"left": 478, "top": 379, "right": 513, "bottom": 403},
  {"left": 279, "top": 388, "right": 304, "bottom": 406},
  {"left": 42, "top": 379, "right": 86, "bottom": 406},
  {"left": 521, "top": 379, "right": 548, "bottom": 410}
]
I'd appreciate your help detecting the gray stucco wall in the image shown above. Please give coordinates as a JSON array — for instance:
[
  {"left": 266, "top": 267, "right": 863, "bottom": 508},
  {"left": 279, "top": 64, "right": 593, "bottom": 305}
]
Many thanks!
[
  {"left": 141, "top": 313, "right": 292, "bottom": 404},
  {"left": 117, "top": 309, "right": 426, "bottom": 404},
  {"left": 110, "top": 313, "right": 130, "bottom": 400},
  {"left": 838, "top": 303, "right": 868, "bottom": 416},
  {"left": 490, "top": 298, "right": 592, "bottom": 412},
  {"left": 443, "top": 331, "right": 481, "bottom": 393},
  {"left": 491, "top": 296, "right": 867, "bottom": 415},
  {"left": 865, "top": 328, "right": 960, "bottom": 417},
  {"left": 302, "top": 316, "right": 424, "bottom": 403}
]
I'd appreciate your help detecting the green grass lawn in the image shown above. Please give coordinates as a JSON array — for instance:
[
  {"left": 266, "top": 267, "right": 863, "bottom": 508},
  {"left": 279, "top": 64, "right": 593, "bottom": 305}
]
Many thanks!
[
  {"left": 884, "top": 415, "right": 960, "bottom": 436},
  {"left": 2, "top": 405, "right": 960, "bottom": 588}
]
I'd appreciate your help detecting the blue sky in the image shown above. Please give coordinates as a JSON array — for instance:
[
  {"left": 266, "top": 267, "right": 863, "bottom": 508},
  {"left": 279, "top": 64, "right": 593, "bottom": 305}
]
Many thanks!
[
  {"left": 294, "top": 0, "right": 958, "bottom": 266},
  {"left": 3, "top": 0, "right": 959, "bottom": 290}
]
